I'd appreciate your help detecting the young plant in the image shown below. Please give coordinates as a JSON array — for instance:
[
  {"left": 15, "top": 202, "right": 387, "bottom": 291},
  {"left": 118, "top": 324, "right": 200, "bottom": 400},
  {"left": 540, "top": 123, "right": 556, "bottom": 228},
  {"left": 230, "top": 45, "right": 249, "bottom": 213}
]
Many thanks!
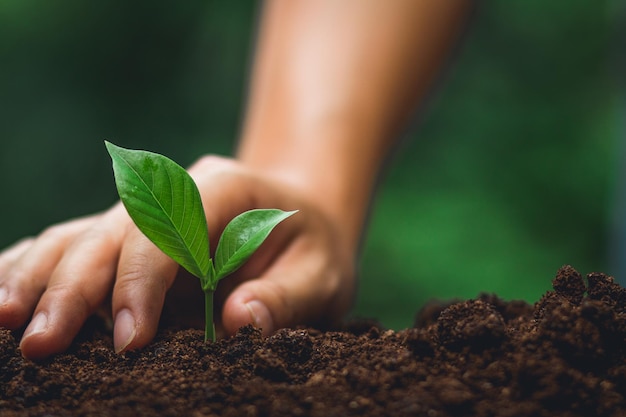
[{"left": 105, "top": 141, "right": 296, "bottom": 342}]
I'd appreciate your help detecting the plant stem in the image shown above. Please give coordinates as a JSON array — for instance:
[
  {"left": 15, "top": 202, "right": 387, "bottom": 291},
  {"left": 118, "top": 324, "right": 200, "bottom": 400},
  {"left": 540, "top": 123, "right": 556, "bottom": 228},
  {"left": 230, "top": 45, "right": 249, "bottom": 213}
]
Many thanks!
[{"left": 204, "top": 289, "right": 216, "bottom": 342}]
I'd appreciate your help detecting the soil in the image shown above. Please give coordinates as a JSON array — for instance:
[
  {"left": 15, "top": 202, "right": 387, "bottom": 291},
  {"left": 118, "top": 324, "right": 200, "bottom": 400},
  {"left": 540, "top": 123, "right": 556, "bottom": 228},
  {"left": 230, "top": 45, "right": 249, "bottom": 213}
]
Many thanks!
[{"left": 2, "top": 265, "right": 626, "bottom": 416}]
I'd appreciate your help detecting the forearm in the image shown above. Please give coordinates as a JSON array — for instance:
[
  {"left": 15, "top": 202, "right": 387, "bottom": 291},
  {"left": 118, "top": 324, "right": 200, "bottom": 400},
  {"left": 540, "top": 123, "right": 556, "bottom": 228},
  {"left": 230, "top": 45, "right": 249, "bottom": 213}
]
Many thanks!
[{"left": 237, "top": 0, "right": 472, "bottom": 250}]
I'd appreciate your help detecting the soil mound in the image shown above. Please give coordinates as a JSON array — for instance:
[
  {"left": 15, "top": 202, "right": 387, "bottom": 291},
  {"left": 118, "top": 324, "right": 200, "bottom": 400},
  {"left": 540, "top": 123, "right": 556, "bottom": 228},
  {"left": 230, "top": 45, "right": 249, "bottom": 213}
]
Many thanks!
[{"left": 1, "top": 265, "right": 626, "bottom": 416}]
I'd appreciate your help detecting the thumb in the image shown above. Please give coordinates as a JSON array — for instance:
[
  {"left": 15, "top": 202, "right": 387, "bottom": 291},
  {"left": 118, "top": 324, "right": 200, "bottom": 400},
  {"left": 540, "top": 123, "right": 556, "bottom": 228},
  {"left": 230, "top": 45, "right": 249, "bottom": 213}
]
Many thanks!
[{"left": 220, "top": 268, "right": 346, "bottom": 336}]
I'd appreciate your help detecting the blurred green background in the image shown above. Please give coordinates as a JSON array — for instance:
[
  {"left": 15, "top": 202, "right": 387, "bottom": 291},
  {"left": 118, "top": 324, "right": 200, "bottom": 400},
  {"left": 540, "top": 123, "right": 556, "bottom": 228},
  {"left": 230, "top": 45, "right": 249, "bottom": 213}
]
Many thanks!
[{"left": 0, "top": 1, "right": 621, "bottom": 330}]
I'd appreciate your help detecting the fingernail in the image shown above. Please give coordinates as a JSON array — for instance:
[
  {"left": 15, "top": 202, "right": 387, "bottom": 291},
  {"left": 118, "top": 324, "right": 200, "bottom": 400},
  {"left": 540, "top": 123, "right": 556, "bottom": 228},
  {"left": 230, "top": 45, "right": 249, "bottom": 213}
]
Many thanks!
[
  {"left": 245, "top": 300, "right": 273, "bottom": 333},
  {"left": 114, "top": 309, "right": 136, "bottom": 354},
  {"left": 22, "top": 312, "right": 48, "bottom": 339},
  {"left": 0, "top": 287, "right": 8, "bottom": 306}
]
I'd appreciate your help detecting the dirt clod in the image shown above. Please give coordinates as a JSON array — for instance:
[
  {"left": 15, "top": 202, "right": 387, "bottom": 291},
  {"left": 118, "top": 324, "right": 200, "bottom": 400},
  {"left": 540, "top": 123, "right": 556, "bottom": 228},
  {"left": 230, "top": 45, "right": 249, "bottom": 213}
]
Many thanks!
[{"left": 553, "top": 264, "right": 586, "bottom": 304}]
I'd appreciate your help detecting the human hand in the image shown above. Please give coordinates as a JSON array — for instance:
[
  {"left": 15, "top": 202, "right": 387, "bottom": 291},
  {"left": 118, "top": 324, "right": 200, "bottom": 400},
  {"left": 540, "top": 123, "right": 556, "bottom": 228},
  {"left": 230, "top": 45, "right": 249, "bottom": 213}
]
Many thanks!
[{"left": 0, "top": 155, "right": 357, "bottom": 359}]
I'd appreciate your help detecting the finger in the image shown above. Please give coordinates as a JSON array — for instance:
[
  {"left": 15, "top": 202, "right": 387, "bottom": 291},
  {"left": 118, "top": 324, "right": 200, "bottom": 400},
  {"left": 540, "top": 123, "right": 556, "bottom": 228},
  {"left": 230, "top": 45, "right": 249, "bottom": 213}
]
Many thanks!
[
  {"left": 0, "top": 216, "right": 95, "bottom": 330},
  {"left": 0, "top": 237, "right": 34, "bottom": 274},
  {"left": 111, "top": 229, "right": 179, "bottom": 354},
  {"left": 0, "top": 237, "right": 33, "bottom": 325},
  {"left": 220, "top": 237, "right": 353, "bottom": 336},
  {"left": 19, "top": 209, "right": 127, "bottom": 360}
]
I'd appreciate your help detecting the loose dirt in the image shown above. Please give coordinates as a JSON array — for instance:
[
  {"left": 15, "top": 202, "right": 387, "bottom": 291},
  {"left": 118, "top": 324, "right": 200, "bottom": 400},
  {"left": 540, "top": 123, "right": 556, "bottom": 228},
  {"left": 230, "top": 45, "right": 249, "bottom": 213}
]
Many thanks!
[{"left": 1, "top": 265, "right": 626, "bottom": 416}]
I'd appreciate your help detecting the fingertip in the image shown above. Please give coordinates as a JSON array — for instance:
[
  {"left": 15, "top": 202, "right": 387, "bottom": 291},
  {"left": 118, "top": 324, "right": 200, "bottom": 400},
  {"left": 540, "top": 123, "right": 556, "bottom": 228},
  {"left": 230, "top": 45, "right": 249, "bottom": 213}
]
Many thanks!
[
  {"left": 111, "top": 231, "right": 178, "bottom": 352},
  {"left": 220, "top": 269, "right": 349, "bottom": 339},
  {"left": 113, "top": 308, "right": 137, "bottom": 354},
  {"left": 222, "top": 293, "right": 275, "bottom": 336},
  {"left": 19, "top": 336, "right": 47, "bottom": 360},
  {"left": 112, "top": 307, "right": 159, "bottom": 354},
  {"left": 19, "top": 312, "right": 70, "bottom": 360},
  {"left": 244, "top": 299, "right": 274, "bottom": 335},
  {"left": 0, "top": 287, "right": 29, "bottom": 329}
]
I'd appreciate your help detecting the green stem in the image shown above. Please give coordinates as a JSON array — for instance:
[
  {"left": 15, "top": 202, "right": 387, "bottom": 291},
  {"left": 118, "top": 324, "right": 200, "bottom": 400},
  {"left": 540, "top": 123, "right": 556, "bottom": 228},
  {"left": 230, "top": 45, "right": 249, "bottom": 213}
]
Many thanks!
[{"left": 204, "top": 289, "right": 216, "bottom": 342}]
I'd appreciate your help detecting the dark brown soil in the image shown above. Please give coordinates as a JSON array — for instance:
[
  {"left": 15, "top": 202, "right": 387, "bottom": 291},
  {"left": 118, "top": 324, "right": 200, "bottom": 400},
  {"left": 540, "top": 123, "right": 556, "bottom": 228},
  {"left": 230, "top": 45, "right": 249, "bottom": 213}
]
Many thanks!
[{"left": 2, "top": 265, "right": 626, "bottom": 416}]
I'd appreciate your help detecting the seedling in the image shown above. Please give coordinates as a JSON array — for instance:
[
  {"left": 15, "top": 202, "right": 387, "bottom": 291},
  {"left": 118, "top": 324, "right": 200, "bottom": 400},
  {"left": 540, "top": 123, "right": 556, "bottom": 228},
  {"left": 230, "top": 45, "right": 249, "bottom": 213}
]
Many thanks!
[{"left": 105, "top": 141, "right": 296, "bottom": 341}]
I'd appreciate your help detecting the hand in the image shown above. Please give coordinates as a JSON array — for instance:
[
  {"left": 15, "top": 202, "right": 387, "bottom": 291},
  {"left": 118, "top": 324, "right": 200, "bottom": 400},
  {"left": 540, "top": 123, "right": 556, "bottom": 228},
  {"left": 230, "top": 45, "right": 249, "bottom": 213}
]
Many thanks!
[{"left": 0, "top": 155, "right": 356, "bottom": 359}]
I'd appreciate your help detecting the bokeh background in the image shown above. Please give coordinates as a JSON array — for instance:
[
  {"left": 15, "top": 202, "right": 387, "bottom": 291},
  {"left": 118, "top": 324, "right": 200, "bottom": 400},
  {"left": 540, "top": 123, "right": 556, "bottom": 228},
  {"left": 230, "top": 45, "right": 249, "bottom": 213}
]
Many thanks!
[{"left": 0, "top": 1, "right": 623, "bottom": 330}]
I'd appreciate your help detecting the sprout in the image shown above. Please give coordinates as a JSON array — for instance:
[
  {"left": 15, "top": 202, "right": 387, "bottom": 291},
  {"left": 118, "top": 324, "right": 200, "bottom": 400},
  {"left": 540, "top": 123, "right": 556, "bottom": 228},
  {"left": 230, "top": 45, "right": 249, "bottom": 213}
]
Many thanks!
[{"left": 105, "top": 141, "right": 296, "bottom": 341}]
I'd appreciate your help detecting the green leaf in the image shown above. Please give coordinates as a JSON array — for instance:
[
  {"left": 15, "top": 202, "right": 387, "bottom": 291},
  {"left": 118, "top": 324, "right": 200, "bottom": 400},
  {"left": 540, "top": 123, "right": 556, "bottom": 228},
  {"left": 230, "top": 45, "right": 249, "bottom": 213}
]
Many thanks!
[
  {"left": 105, "top": 141, "right": 211, "bottom": 279},
  {"left": 213, "top": 209, "right": 297, "bottom": 282}
]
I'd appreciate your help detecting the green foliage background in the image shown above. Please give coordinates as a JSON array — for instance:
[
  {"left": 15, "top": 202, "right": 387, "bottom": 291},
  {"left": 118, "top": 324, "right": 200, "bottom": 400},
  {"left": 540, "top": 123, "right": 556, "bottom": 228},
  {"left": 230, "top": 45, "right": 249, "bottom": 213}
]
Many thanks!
[{"left": 0, "top": 1, "right": 621, "bottom": 329}]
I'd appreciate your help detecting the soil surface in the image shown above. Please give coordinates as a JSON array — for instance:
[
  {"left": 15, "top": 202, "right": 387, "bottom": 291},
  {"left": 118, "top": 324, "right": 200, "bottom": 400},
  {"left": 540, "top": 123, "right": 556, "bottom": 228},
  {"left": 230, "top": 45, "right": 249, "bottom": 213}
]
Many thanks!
[{"left": 2, "top": 265, "right": 626, "bottom": 416}]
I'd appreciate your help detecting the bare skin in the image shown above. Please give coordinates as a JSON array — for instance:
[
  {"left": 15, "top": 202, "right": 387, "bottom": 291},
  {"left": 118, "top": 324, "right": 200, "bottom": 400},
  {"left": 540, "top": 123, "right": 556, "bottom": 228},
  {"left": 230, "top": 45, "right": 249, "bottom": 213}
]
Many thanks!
[{"left": 0, "top": 0, "right": 471, "bottom": 359}]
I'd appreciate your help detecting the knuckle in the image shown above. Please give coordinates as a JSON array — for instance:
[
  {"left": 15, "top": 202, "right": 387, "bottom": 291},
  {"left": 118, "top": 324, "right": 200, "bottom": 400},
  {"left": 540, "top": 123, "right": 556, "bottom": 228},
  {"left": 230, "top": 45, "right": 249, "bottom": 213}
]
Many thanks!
[
  {"left": 115, "top": 264, "right": 149, "bottom": 291},
  {"left": 44, "top": 284, "right": 93, "bottom": 316},
  {"left": 0, "top": 237, "right": 33, "bottom": 265},
  {"left": 40, "top": 215, "right": 102, "bottom": 248},
  {"left": 2, "top": 262, "right": 29, "bottom": 284},
  {"left": 73, "top": 224, "right": 115, "bottom": 249},
  {"left": 189, "top": 155, "right": 250, "bottom": 186},
  {"left": 190, "top": 154, "right": 233, "bottom": 173},
  {"left": 39, "top": 223, "right": 68, "bottom": 242},
  {"left": 115, "top": 261, "right": 168, "bottom": 298},
  {"left": 12, "top": 236, "right": 36, "bottom": 248}
]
